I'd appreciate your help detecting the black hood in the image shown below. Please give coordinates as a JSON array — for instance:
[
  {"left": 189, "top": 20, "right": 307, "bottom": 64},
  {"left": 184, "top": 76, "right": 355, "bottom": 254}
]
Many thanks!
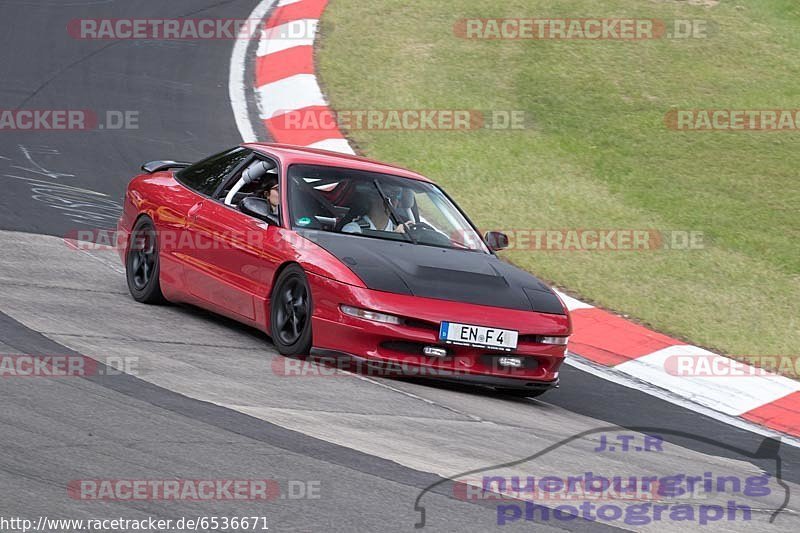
[{"left": 300, "top": 230, "right": 565, "bottom": 314}]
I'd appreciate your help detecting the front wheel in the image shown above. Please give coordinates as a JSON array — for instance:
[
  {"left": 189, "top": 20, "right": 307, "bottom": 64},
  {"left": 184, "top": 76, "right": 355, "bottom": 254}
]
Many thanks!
[
  {"left": 125, "top": 216, "right": 165, "bottom": 304},
  {"left": 270, "top": 264, "right": 313, "bottom": 356}
]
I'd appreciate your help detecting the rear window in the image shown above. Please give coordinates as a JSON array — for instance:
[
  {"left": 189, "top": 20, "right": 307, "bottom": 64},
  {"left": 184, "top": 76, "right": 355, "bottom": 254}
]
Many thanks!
[{"left": 175, "top": 147, "right": 250, "bottom": 196}]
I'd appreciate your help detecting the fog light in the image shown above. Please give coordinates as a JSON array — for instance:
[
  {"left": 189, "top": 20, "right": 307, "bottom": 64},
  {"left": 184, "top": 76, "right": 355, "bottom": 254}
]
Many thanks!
[
  {"left": 423, "top": 346, "right": 448, "bottom": 357},
  {"left": 540, "top": 336, "right": 569, "bottom": 346},
  {"left": 340, "top": 305, "right": 403, "bottom": 325},
  {"left": 498, "top": 356, "right": 523, "bottom": 368}
]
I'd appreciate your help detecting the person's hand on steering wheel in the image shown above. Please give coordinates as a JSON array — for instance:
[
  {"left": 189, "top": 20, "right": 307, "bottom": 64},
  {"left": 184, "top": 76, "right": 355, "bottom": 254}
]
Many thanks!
[{"left": 398, "top": 221, "right": 436, "bottom": 234}]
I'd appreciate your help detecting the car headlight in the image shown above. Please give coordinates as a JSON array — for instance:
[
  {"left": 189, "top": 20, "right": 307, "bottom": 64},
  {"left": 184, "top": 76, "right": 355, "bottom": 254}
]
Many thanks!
[{"left": 340, "top": 305, "right": 403, "bottom": 325}]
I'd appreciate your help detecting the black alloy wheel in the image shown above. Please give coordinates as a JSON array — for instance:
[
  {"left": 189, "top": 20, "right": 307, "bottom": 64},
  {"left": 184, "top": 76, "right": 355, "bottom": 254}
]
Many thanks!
[
  {"left": 270, "top": 264, "right": 313, "bottom": 356},
  {"left": 125, "top": 217, "right": 165, "bottom": 304}
]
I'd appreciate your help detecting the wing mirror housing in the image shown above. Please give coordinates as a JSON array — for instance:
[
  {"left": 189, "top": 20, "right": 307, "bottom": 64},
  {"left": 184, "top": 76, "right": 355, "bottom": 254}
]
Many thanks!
[
  {"left": 239, "top": 197, "right": 279, "bottom": 225},
  {"left": 484, "top": 231, "right": 509, "bottom": 251}
]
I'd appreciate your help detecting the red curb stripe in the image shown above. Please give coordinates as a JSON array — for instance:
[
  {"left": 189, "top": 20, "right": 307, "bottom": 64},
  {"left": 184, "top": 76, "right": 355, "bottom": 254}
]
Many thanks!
[
  {"left": 569, "top": 308, "right": 683, "bottom": 366},
  {"left": 264, "top": 106, "right": 346, "bottom": 144},
  {"left": 265, "top": 0, "right": 328, "bottom": 29},
  {"left": 257, "top": 0, "right": 343, "bottom": 146},
  {"left": 256, "top": 45, "right": 315, "bottom": 87},
  {"left": 741, "top": 392, "right": 800, "bottom": 438},
  {"left": 263, "top": 105, "right": 345, "bottom": 145}
]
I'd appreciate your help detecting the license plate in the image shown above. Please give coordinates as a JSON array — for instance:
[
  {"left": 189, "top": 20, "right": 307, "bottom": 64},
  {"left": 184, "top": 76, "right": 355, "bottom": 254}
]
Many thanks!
[{"left": 439, "top": 321, "right": 518, "bottom": 351}]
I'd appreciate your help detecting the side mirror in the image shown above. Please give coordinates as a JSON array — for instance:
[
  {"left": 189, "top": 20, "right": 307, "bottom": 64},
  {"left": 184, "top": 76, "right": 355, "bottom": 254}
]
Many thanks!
[
  {"left": 239, "top": 197, "right": 279, "bottom": 225},
  {"left": 484, "top": 231, "right": 509, "bottom": 251}
]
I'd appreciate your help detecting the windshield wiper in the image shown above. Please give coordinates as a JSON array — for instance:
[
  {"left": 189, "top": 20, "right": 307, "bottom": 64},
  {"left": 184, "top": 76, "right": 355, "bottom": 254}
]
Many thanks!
[{"left": 372, "top": 179, "right": 417, "bottom": 244}]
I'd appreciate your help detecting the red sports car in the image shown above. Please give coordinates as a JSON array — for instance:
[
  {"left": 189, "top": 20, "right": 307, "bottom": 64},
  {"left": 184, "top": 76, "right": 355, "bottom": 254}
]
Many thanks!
[{"left": 117, "top": 143, "right": 571, "bottom": 396}]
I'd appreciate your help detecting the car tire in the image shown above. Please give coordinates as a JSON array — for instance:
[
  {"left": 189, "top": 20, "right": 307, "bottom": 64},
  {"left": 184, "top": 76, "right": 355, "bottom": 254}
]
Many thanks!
[
  {"left": 270, "top": 264, "right": 313, "bottom": 356},
  {"left": 125, "top": 216, "right": 165, "bottom": 304}
]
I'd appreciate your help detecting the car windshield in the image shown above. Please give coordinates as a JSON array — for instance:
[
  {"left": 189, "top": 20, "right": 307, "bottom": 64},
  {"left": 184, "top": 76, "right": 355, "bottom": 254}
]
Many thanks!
[{"left": 287, "top": 164, "right": 489, "bottom": 253}]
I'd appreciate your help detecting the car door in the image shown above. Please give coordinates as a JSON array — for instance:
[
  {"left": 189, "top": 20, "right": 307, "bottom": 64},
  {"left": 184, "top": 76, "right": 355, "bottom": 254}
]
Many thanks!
[
  {"left": 182, "top": 154, "right": 283, "bottom": 323},
  {"left": 170, "top": 148, "right": 251, "bottom": 311}
]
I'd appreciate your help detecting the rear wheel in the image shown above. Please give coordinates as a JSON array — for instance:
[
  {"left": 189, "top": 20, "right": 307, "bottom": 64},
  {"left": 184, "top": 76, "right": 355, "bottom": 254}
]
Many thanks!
[
  {"left": 270, "top": 264, "right": 313, "bottom": 356},
  {"left": 125, "top": 216, "right": 165, "bottom": 304}
]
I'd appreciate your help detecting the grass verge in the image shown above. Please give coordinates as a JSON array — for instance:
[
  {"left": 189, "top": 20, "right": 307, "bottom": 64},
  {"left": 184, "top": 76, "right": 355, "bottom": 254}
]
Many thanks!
[{"left": 317, "top": 0, "right": 800, "bottom": 357}]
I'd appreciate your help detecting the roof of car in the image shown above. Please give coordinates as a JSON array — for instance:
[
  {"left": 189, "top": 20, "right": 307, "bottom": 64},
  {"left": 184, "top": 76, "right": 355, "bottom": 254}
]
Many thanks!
[{"left": 243, "top": 142, "right": 433, "bottom": 183}]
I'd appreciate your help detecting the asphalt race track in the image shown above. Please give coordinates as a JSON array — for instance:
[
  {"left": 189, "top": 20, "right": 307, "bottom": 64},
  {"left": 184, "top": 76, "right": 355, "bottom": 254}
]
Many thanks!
[{"left": 1, "top": 1, "right": 799, "bottom": 532}]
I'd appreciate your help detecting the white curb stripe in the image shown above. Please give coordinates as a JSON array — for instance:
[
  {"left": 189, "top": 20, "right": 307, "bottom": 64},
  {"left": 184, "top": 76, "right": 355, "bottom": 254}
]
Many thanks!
[
  {"left": 566, "top": 354, "right": 800, "bottom": 448},
  {"left": 307, "top": 138, "right": 356, "bottom": 155},
  {"left": 614, "top": 345, "right": 800, "bottom": 416},
  {"left": 554, "top": 289, "right": 594, "bottom": 311},
  {"left": 248, "top": 0, "right": 356, "bottom": 154},
  {"left": 256, "top": 74, "right": 326, "bottom": 119},
  {"left": 229, "top": 0, "right": 278, "bottom": 143},
  {"left": 257, "top": 19, "right": 318, "bottom": 57}
]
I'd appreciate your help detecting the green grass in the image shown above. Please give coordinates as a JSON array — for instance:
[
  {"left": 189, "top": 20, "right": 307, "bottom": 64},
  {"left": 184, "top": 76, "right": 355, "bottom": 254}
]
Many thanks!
[{"left": 317, "top": 0, "right": 800, "bottom": 357}]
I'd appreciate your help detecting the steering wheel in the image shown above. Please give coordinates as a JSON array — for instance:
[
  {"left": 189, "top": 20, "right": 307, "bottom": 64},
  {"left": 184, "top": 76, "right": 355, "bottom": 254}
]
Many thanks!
[
  {"left": 404, "top": 221, "right": 436, "bottom": 233},
  {"left": 403, "top": 221, "right": 452, "bottom": 246}
]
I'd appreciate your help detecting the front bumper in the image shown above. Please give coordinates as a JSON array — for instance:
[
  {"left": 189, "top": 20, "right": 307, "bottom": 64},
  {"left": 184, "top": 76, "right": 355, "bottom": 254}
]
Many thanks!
[
  {"left": 309, "top": 348, "right": 560, "bottom": 391},
  {"left": 306, "top": 272, "right": 571, "bottom": 390}
]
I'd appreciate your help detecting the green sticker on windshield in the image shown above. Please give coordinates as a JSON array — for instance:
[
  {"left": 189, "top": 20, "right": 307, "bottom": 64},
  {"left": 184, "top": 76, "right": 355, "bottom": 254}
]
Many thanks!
[{"left": 297, "top": 217, "right": 312, "bottom": 226}]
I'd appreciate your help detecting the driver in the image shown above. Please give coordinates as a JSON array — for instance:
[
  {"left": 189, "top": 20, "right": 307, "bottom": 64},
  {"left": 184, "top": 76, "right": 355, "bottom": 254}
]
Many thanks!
[
  {"left": 341, "top": 187, "right": 408, "bottom": 234},
  {"left": 260, "top": 179, "right": 280, "bottom": 216}
]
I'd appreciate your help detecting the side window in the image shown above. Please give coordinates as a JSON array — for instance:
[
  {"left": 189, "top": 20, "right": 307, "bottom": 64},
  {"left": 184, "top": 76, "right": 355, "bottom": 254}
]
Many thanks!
[
  {"left": 175, "top": 147, "right": 250, "bottom": 196},
  {"left": 216, "top": 156, "right": 279, "bottom": 201}
]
